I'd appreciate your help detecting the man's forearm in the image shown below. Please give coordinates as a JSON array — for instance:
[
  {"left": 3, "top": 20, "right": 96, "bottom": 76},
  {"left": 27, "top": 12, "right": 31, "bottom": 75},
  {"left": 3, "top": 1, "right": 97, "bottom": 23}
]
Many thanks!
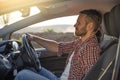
[{"left": 32, "top": 35, "right": 59, "bottom": 53}]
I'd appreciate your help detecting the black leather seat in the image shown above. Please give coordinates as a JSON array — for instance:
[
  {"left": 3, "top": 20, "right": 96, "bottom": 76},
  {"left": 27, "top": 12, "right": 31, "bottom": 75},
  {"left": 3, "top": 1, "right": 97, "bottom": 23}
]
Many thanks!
[
  {"left": 100, "top": 12, "right": 117, "bottom": 55},
  {"left": 83, "top": 4, "right": 120, "bottom": 80}
]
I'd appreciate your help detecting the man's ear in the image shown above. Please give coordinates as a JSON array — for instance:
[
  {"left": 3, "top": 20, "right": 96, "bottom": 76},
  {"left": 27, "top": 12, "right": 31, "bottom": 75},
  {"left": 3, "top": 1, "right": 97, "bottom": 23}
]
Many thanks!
[{"left": 87, "top": 22, "right": 94, "bottom": 31}]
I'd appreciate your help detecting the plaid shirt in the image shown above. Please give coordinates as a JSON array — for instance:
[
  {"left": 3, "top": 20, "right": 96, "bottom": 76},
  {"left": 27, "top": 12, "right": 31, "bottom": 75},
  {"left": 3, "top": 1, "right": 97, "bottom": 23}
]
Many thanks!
[{"left": 58, "top": 35, "right": 101, "bottom": 80}]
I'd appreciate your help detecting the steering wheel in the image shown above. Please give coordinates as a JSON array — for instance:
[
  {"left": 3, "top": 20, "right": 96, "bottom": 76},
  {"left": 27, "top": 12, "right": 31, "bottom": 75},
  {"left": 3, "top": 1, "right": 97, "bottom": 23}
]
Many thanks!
[{"left": 21, "top": 34, "right": 41, "bottom": 71}]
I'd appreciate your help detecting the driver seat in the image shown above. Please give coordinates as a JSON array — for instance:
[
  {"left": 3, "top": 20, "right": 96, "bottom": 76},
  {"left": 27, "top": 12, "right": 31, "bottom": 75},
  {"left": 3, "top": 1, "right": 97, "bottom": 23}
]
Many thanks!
[{"left": 83, "top": 4, "right": 120, "bottom": 80}]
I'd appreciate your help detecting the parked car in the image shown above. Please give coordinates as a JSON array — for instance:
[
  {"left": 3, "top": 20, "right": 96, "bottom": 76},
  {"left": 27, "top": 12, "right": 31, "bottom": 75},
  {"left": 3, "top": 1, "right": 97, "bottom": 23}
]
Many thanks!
[{"left": 0, "top": 0, "right": 120, "bottom": 80}]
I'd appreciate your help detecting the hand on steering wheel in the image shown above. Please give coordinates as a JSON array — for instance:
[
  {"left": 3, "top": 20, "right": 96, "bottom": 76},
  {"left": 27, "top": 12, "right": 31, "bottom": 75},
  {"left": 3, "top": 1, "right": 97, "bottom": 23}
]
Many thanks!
[
  {"left": 21, "top": 34, "right": 41, "bottom": 71},
  {"left": 25, "top": 33, "right": 34, "bottom": 41}
]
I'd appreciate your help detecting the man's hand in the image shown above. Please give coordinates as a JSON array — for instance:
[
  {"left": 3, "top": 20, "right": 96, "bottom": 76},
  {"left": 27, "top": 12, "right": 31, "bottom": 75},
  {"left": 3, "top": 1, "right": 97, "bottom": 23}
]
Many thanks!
[
  {"left": 25, "top": 33, "right": 34, "bottom": 41},
  {"left": 25, "top": 33, "right": 58, "bottom": 53}
]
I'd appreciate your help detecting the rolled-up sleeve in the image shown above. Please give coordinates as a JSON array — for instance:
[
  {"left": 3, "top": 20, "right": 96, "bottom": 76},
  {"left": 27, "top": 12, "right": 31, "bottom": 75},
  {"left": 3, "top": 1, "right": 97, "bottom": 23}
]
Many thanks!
[{"left": 57, "top": 40, "right": 78, "bottom": 57}]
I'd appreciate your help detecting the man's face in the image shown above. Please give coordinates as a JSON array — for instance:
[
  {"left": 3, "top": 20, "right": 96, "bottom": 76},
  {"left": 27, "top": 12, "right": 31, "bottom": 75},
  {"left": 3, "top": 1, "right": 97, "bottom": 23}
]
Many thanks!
[{"left": 74, "top": 14, "right": 88, "bottom": 37}]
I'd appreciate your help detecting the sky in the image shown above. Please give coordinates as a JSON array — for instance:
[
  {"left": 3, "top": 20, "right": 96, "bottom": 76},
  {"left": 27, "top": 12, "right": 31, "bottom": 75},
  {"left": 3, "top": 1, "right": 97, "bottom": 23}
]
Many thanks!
[{"left": 29, "top": 16, "right": 78, "bottom": 28}]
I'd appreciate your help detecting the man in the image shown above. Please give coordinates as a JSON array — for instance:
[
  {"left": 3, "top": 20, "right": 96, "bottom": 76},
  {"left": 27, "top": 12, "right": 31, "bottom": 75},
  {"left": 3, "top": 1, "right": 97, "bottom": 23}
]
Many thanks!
[{"left": 15, "top": 9, "right": 102, "bottom": 80}]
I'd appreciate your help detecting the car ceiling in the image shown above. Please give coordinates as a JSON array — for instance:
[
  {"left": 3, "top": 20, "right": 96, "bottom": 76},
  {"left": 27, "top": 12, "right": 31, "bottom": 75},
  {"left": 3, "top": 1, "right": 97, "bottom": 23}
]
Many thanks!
[
  {"left": 0, "top": 0, "right": 119, "bottom": 15},
  {"left": 0, "top": 0, "right": 120, "bottom": 38}
]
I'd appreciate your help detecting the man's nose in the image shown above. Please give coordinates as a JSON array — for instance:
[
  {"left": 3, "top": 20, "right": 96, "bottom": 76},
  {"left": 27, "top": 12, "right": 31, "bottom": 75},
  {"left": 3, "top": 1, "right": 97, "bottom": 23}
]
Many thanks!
[{"left": 74, "top": 23, "right": 77, "bottom": 28}]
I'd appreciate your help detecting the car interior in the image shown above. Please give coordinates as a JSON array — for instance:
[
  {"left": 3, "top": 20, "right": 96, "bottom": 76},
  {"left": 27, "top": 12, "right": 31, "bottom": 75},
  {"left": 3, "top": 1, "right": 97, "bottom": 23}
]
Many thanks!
[{"left": 0, "top": 0, "right": 120, "bottom": 80}]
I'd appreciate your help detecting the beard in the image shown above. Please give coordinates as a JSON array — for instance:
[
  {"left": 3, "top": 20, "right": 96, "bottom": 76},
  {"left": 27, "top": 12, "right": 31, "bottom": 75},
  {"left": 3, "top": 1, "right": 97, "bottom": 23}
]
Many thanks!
[{"left": 74, "top": 27, "right": 87, "bottom": 37}]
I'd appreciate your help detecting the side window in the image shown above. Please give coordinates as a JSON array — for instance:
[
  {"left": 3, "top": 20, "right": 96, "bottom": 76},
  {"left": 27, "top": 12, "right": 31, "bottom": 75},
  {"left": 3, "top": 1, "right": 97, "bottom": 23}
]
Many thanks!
[{"left": 11, "top": 16, "right": 77, "bottom": 48}]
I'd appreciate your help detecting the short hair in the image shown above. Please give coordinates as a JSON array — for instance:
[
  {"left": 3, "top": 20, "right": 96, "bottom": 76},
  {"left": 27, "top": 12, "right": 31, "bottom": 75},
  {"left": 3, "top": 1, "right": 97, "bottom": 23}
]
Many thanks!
[{"left": 80, "top": 9, "right": 102, "bottom": 32}]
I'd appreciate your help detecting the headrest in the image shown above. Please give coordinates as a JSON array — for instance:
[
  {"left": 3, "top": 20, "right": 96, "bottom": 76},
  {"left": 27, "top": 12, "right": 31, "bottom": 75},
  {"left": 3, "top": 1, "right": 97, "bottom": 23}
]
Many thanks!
[
  {"left": 109, "top": 4, "right": 120, "bottom": 38},
  {"left": 104, "top": 12, "right": 111, "bottom": 35}
]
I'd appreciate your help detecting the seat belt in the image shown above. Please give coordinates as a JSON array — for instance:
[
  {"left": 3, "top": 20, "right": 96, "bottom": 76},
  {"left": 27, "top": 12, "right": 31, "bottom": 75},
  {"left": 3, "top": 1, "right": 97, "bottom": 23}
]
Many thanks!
[
  {"left": 112, "top": 35, "right": 120, "bottom": 80},
  {"left": 98, "top": 54, "right": 115, "bottom": 80}
]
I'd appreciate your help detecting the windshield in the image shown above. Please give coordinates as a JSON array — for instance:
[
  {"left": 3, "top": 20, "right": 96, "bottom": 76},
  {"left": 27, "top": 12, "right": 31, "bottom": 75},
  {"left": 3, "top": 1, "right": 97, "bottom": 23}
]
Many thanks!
[{"left": 0, "top": 6, "right": 40, "bottom": 28}]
